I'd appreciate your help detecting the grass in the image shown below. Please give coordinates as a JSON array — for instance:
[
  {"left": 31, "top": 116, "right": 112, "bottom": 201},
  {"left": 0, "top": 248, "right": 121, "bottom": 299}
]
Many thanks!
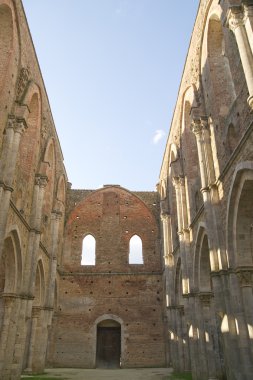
[
  {"left": 170, "top": 372, "right": 192, "bottom": 380},
  {"left": 21, "top": 375, "right": 66, "bottom": 380}
]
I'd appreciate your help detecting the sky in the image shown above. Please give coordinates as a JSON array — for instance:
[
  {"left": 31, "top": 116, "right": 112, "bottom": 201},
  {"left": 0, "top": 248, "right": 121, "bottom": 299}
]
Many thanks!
[{"left": 22, "top": 0, "right": 199, "bottom": 191}]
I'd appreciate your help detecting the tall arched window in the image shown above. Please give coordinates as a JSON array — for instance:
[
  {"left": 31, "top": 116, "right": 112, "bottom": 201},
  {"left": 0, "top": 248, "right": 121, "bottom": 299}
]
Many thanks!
[
  {"left": 81, "top": 235, "right": 96, "bottom": 265},
  {"left": 129, "top": 235, "right": 143, "bottom": 264},
  {"left": 207, "top": 17, "right": 236, "bottom": 116}
]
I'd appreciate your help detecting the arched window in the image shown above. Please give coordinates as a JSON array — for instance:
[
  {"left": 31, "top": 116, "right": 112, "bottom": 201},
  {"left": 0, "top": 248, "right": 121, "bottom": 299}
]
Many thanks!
[
  {"left": 81, "top": 235, "right": 96, "bottom": 265},
  {"left": 207, "top": 17, "right": 236, "bottom": 116},
  {"left": 129, "top": 235, "right": 143, "bottom": 264}
]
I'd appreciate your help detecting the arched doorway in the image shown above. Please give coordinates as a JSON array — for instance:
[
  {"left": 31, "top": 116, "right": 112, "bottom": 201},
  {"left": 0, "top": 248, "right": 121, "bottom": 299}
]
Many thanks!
[{"left": 96, "top": 319, "right": 121, "bottom": 368}]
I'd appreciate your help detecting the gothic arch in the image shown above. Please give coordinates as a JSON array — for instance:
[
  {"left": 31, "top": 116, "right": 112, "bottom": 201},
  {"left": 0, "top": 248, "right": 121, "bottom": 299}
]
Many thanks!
[
  {"left": 181, "top": 86, "right": 201, "bottom": 222},
  {"left": 13, "top": 82, "right": 42, "bottom": 215},
  {"left": 0, "top": 1, "right": 20, "bottom": 138},
  {"left": 40, "top": 138, "right": 56, "bottom": 248},
  {"left": 56, "top": 175, "right": 66, "bottom": 205},
  {"left": 227, "top": 162, "right": 253, "bottom": 269},
  {"left": 33, "top": 259, "right": 45, "bottom": 307},
  {"left": 201, "top": 7, "right": 236, "bottom": 118},
  {"left": 175, "top": 257, "right": 183, "bottom": 305},
  {"left": 193, "top": 224, "right": 212, "bottom": 293},
  {"left": 0, "top": 228, "right": 22, "bottom": 294},
  {"left": 167, "top": 146, "right": 180, "bottom": 252}
]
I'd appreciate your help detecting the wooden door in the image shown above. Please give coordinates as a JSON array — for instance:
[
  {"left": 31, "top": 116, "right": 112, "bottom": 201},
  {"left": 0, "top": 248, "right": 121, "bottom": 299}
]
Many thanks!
[{"left": 96, "top": 326, "right": 121, "bottom": 368}]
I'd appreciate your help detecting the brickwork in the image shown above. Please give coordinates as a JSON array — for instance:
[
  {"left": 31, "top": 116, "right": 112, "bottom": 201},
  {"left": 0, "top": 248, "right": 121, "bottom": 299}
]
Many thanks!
[
  {"left": 47, "top": 186, "right": 165, "bottom": 368},
  {"left": 0, "top": 0, "right": 253, "bottom": 379}
]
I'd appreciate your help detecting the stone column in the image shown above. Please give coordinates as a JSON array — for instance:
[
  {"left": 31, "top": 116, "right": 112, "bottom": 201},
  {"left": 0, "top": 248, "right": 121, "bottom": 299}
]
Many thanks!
[
  {"left": 45, "top": 210, "right": 62, "bottom": 314},
  {"left": 22, "top": 176, "right": 48, "bottom": 297},
  {"left": 0, "top": 116, "right": 27, "bottom": 258},
  {"left": 236, "top": 268, "right": 253, "bottom": 327},
  {"left": 172, "top": 176, "right": 190, "bottom": 295},
  {"left": 236, "top": 268, "right": 253, "bottom": 364},
  {"left": 0, "top": 295, "right": 22, "bottom": 378},
  {"left": 26, "top": 308, "right": 40, "bottom": 372},
  {"left": 191, "top": 118, "right": 224, "bottom": 270},
  {"left": 226, "top": 5, "right": 253, "bottom": 109},
  {"left": 199, "top": 293, "right": 219, "bottom": 380},
  {"left": 244, "top": 5, "right": 253, "bottom": 54},
  {"left": 161, "top": 213, "right": 175, "bottom": 307}
]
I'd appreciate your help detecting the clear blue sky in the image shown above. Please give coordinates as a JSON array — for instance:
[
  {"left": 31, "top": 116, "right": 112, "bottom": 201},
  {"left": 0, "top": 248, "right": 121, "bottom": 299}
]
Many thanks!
[{"left": 22, "top": 0, "right": 199, "bottom": 191}]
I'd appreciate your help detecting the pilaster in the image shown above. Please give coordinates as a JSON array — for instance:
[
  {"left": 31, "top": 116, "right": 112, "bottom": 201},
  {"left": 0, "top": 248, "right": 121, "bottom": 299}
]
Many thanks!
[{"left": 226, "top": 5, "right": 253, "bottom": 109}]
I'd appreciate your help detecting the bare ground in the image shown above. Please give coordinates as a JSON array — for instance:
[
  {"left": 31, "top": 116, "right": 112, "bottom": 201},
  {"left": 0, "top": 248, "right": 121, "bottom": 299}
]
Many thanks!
[{"left": 37, "top": 367, "right": 174, "bottom": 380}]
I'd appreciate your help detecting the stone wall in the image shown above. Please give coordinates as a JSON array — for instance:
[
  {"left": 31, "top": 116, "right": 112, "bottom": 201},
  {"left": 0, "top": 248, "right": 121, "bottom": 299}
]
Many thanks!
[{"left": 47, "top": 186, "right": 166, "bottom": 368}]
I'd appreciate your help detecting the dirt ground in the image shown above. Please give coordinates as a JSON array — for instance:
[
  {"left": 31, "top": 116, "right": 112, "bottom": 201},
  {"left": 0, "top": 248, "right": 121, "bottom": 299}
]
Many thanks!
[{"left": 40, "top": 367, "right": 174, "bottom": 380}]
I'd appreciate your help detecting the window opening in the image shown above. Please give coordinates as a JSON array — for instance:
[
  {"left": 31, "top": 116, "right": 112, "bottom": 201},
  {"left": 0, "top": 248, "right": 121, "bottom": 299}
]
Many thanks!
[
  {"left": 81, "top": 234, "right": 96, "bottom": 265},
  {"left": 129, "top": 235, "right": 143, "bottom": 264}
]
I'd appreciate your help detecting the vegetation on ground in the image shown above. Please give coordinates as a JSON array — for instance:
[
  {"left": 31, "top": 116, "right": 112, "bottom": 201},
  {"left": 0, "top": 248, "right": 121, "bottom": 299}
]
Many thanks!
[{"left": 21, "top": 375, "right": 66, "bottom": 380}]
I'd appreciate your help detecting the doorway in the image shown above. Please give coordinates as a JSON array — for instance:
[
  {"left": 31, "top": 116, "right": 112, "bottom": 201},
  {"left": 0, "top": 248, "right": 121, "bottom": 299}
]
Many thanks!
[{"left": 96, "top": 320, "right": 121, "bottom": 368}]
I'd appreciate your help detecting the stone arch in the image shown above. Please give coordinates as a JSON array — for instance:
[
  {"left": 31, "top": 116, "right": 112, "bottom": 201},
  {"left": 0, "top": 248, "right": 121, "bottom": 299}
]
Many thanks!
[
  {"left": 201, "top": 9, "right": 236, "bottom": 117},
  {"left": 0, "top": 3, "right": 13, "bottom": 93},
  {"left": 40, "top": 138, "right": 56, "bottom": 247},
  {"left": 0, "top": 228, "right": 22, "bottom": 294},
  {"left": 56, "top": 175, "right": 66, "bottom": 206},
  {"left": 175, "top": 257, "right": 182, "bottom": 305},
  {"left": 42, "top": 138, "right": 56, "bottom": 210},
  {"left": 181, "top": 86, "right": 201, "bottom": 221},
  {"left": 227, "top": 162, "right": 253, "bottom": 268},
  {"left": 193, "top": 225, "right": 212, "bottom": 293},
  {"left": 33, "top": 259, "right": 45, "bottom": 307},
  {"left": 13, "top": 82, "right": 42, "bottom": 215},
  {"left": 160, "top": 179, "right": 167, "bottom": 200},
  {"left": 0, "top": 1, "right": 20, "bottom": 140},
  {"left": 168, "top": 145, "right": 180, "bottom": 251}
]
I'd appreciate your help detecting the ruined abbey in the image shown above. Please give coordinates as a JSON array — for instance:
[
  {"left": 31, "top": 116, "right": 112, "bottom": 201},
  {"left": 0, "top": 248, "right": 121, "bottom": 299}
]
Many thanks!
[{"left": 0, "top": 0, "right": 253, "bottom": 379}]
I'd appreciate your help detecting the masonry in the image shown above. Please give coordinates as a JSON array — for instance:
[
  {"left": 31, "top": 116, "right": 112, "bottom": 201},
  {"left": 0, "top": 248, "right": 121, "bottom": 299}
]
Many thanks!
[
  {"left": 0, "top": 0, "right": 253, "bottom": 380},
  {"left": 46, "top": 186, "right": 166, "bottom": 368}
]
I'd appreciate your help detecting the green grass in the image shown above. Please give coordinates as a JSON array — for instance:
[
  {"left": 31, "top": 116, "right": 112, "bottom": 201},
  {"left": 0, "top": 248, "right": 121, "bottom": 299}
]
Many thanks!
[
  {"left": 21, "top": 375, "right": 66, "bottom": 380},
  {"left": 170, "top": 372, "right": 192, "bottom": 380}
]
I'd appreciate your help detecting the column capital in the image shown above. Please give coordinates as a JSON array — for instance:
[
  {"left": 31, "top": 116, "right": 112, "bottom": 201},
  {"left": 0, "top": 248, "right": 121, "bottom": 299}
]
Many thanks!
[
  {"left": 172, "top": 175, "right": 185, "bottom": 189},
  {"left": 190, "top": 116, "right": 209, "bottom": 136},
  {"left": 226, "top": 6, "right": 245, "bottom": 32},
  {"left": 14, "top": 118, "right": 27, "bottom": 134},
  {"left": 198, "top": 292, "right": 213, "bottom": 306},
  {"left": 160, "top": 212, "right": 171, "bottom": 222},
  {"left": 5, "top": 115, "right": 27, "bottom": 134},
  {"left": 52, "top": 209, "right": 63, "bottom": 220},
  {"left": 35, "top": 174, "right": 48, "bottom": 188},
  {"left": 236, "top": 267, "right": 253, "bottom": 287}
]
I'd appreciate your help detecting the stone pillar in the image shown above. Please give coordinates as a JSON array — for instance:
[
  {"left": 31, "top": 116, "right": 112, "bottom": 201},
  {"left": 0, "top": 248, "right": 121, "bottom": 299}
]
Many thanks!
[
  {"left": 45, "top": 210, "right": 62, "bottom": 309},
  {"left": 0, "top": 295, "right": 22, "bottom": 378},
  {"left": 26, "top": 308, "right": 40, "bottom": 372},
  {"left": 191, "top": 118, "right": 224, "bottom": 270},
  {"left": 161, "top": 213, "right": 176, "bottom": 308},
  {"left": 226, "top": 5, "right": 253, "bottom": 109},
  {"left": 244, "top": 5, "right": 253, "bottom": 54},
  {"left": 172, "top": 176, "right": 190, "bottom": 295},
  {"left": 0, "top": 116, "right": 27, "bottom": 258},
  {"left": 236, "top": 268, "right": 253, "bottom": 372},
  {"left": 199, "top": 293, "right": 219, "bottom": 380},
  {"left": 22, "top": 176, "right": 48, "bottom": 297},
  {"left": 186, "top": 294, "right": 199, "bottom": 380}
]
